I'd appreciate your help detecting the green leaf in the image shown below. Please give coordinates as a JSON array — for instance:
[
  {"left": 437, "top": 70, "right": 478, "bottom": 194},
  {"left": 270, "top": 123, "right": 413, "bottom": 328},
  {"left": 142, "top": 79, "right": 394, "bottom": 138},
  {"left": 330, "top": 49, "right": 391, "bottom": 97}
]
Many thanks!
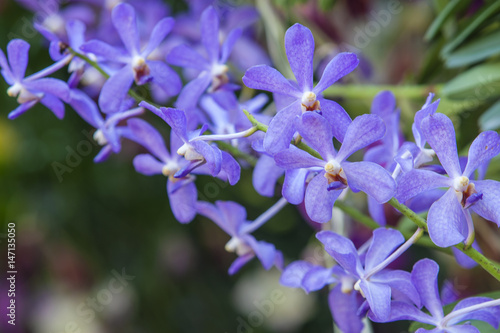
[
  {"left": 424, "top": 0, "right": 466, "bottom": 41},
  {"left": 445, "top": 30, "right": 500, "bottom": 68},
  {"left": 408, "top": 291, "right": 500, "bottom": 332},
  {"left": 441, "top": 63, "right": 500, "bottom": 100},
  {"left": 256, "top": 0, "right": 293, "bottom": 78},
  {"left": 479, "top": 100, "right": 500, "bottom": 131},
  {"left": 441, "top": 1, "right": 500, "bottom": 56}
]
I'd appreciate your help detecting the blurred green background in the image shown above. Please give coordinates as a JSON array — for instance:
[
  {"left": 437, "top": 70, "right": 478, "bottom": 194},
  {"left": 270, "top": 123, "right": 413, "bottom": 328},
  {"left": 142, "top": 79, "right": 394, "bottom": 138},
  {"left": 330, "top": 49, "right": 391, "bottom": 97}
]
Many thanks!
[{"left": 1, "top": 0, "right": 500, "bottom": 332}]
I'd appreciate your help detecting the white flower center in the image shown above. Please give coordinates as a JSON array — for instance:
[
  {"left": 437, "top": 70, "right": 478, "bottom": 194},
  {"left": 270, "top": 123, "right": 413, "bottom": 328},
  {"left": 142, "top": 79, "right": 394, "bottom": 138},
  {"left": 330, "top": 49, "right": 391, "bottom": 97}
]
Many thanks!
[
  {"left": 93, "top": 129, "right": 108, "bottom": 146},
  {"left": 7, "top": 83, "right": 41, "bottom": 104},
  {"left": 324, "top": 160, "right": 341, "bottom": 175},
  {"left": 340, "top": 276, "right": 356, "bottom": 294},
  {"left": 211, "top": 64, "right": 228, "bottom": 77},
  {"left": 301, "top": 91, "right": 316, "bottom": 107},
  {"left": 453, "top": 176, "right": 469, "bottom": 193},
  {"left": 161, "top": 161, "right": 178, "bottom": 177},
  {"left": 43, "top": 14, "right": 65, "bottom": 34},
  {"left": 300, "top": 91, "right": 320, "bottom": 112},
  {"left": 177, "top": 143, "right": 204, "bottom": 161},
  {"left": 132, "top": 56, "right": 146, "bottom": 68},
  {"left": 106, "top": 0, "right": 121, "bottom": 10},
  {"left": 225, "top": 237, "right": 252, "bottom": 256},
  {"left": 353, "top": 280, "right": 365, "bottom": 297}
]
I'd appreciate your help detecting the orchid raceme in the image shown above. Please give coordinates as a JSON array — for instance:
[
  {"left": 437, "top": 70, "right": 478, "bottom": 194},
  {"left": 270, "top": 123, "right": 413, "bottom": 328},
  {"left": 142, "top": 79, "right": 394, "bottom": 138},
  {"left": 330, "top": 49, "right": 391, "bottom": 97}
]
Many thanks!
[{"left": 2, "top": 2, "right": 500, "bottom": 332}]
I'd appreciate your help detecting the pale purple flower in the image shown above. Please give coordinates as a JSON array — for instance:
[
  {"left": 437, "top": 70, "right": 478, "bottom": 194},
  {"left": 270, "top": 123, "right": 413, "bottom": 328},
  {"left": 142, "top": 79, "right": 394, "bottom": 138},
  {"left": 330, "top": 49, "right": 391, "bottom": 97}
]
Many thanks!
[
  {"left": 281, "top": 228, "right": 420, "bottom": 332},
  {"left": 81, "top": 3, "right": 181, "bottom": 113},
  {"left": 243, "top": 23, "right": 358, "bottom": 155},
  {"left": 128, "top": 118, "right": 198, "bottom": 223},
  {"left": 196, "top": 200, "right": 284, "bottom": 274},
  {"left": 167, "top": 6, "right": 242, "bottom": 109},
  {"left": 0, "top": 39, "right": 70, "bottom": 119},
  {"left": 139, "top": 101, "right": 241, "bottom": 183},
  {"left": 396, "top": 113, "right": 500, "bottom": 247},
  {"left": 316, "top": 229, "right": 420, "bottom": 321},
  {"left": 69, "top": 89, "right": 142, "bottom": 162},
  {"left": 275, "top": 112, "right": 396, "bottom": 223},
  {"left": 369, "top": 259, "right": 500, "bottom": 333}
]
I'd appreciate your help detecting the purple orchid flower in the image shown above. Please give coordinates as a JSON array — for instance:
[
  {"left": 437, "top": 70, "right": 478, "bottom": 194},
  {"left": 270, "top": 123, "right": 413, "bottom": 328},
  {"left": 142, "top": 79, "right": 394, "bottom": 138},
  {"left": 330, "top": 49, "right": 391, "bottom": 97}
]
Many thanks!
[
  {"left": 81, "top": 3, "right": 181, "bottom": 113},
  {"left": 127, "top": 118, "right": 198, "bottom": 223},
  {"left": 364, "top": 91, "right": 402, "bottom": 171},
  {"left": 139, "top": 101, "right": 240, "bottom": 183},
  {"left": 275, "top": 112, "right": 396, "bottom": 223},
  {"left": 243, "top": 23, "right": 359, "bottom": 155},
  {"left": 173, "top": 2, "right": 271, "bottom": 71},
  {"left": 0, "top": 39, "right": 70, "bottom": 119},
  {"left": 252, "top": 140, "right": 285, "bottom": 197},
  {"left": 37, "top": 19, "right": 92, "bottom": 88},
  {"left": 316, "top": 229, "right": 420, "bottom": 321},
  {"left": 396, "top": 113, "right": 500, "bottom": 247},
  {"left": 394, "top": 93, "right": 440, "bottom": 175},
  {"left": 19, "top": 0, "right": 95, "bottom": 39},
  {"left": 363, "top": 91, "right": 402, "bottom": 226},
  {"left": 167, "top": 6, "right": 242, "bottom": 109},
  {"left": 68, "top": 88, "right": 142, "bottom": 162},
  {"left": 280, "top": 228, "right": 420, "bottom": 331},
  {"left": 369, "top": 259, "right": 500, "bottom": 333},
  {"left": 199, "top": 91, "right": 269, "bottom": 144},
  {"left": 281, "top": 260, "right": 365, "bottom": 333},
  {"left": 196, "top": 199, "right": 285, "bottom": 275}
]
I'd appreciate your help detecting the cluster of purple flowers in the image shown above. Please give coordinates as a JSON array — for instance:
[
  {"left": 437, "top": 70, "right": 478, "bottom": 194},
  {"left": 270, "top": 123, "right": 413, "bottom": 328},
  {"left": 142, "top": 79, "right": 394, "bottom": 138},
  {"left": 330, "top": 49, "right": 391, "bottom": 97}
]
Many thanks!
[{"left": 3, "top": 1, "right": 500, "bottom": 332}]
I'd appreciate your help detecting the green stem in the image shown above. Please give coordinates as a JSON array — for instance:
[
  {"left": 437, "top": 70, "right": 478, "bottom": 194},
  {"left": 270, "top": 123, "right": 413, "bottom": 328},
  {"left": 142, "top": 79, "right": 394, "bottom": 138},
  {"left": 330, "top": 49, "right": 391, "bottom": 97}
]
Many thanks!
[
  {"left": 388, "top": 198, "right": 428, "bottom": 230},
  {"left": 389, "top": 198, "right": 500, "bottom": 282},
  {"left": 334, "top": 200, "right": 450, "bottom": 254},
  {"left": 322, "top": 84, "right": 444, "bottom": 100},
  {"left": 217, "top": 141, "right": 257, "bottom": 167},
  {"left": 243, "top": 109, "right": 323, "bottom": 159}
]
